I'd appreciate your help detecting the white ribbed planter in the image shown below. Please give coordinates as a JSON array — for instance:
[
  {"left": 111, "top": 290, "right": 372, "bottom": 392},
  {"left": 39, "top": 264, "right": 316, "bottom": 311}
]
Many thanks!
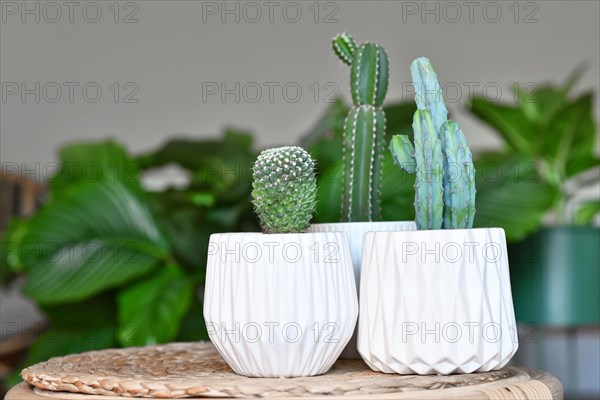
[
  {"left": 308, "top": 221, "right": 416, "bottom": 358},
  {"left": 204, "top": 232, "right": 358, "bottom": 377},
  {"left": 358, "top": 228, "right": 518, "bottom": 375}
]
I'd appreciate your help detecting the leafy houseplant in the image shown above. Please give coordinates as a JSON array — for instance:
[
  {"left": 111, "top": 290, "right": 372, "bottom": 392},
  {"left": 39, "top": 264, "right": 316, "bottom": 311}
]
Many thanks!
[
  {"left": 308, "top": 33, "right": 415, "bottom": 358},
  {"left": 203, "top": 146, "right": 358, "bottom": 378},
  {"left": 1, "top": 132, "right": 259, "bottom": 387},
  {"left": 357, "top": 58, "right": 518, "bottom": 375},
  {"left": 469, "top": 72, "right": 600, "bottom": 326}
]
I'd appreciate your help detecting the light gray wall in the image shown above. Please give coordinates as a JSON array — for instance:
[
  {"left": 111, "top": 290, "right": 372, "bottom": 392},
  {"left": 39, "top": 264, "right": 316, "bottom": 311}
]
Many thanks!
[{"left": 1, "top": 0, "right": 599, "bottom": 170}]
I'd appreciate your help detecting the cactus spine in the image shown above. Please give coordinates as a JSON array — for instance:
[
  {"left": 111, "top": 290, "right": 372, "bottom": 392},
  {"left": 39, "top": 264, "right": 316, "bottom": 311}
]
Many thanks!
[
  {"left": 333, "top": 33, "right": 389, "bottom": 222},
  {"left": 252, "top": 146, "right": 317, "bottom": 234},
  {"left": 390, "top": 58, "right": 476, "bottom": 229}
]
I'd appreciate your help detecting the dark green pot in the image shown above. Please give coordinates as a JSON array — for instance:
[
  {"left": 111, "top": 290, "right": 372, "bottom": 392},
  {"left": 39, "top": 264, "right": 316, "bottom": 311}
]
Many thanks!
[{"left": 509, "top": 226, "right": 600, "bottom": 326}]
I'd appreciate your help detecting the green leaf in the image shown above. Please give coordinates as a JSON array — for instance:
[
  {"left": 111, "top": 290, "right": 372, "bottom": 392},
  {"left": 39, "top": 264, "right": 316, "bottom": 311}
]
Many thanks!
[
  {"left": 21, "top": 180, "right": 168, "bottom": 304},
  {"left": 51, "top": 141, "right": 139, "bottom": 193},
  {"left": 146, "top": 189, "right": 256, "bottom": 275},
  {"left": 514, "top": 66, "right": 584, "bottom": 127},
  {"left": 575, "top": 201, "right": 600, "bottom": 226},
  {"left": 1, "top": 217, "right": 29, "bottom": 282},
  {"left": 24, "top": 239, "right": 159, "bottom": 304},
  {"left": 469, "top": 98, "right": 537, "bottom": 153},
  {"left": 552, "top": 94, "right": 598, "bottom": 179},
  {"left": 117, "top": 267, "right": 193, "bottom": 346},
  {"left": 473, "top": 153, "right": 559, "bottom": 241},
  {"left": 470, "top": 73, "right": 598, "bottom": 189},
  {"left": 138, "top": 131, "right": 256, "bottom": 204}
]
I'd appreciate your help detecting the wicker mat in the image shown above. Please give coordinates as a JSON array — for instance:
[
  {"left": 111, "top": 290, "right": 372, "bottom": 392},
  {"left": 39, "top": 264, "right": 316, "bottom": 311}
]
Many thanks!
[{"left": 20, "top": 342, "right": 556, "bottom": 399}]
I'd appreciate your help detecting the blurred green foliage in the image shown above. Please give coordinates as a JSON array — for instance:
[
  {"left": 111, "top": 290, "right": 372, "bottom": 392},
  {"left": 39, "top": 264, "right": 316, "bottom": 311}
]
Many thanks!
[
  {"left": 469, "top": 69, "right": 599, "bottom": 228},
  {"left": 2, "top": 132, "right": 259, "bottom": 385}
]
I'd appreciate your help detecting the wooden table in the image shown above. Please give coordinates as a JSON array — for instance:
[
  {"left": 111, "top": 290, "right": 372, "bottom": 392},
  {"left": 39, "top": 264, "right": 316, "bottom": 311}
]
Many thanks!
[{"left": 7, "top": 342, "right": 563, "bottom": 399}]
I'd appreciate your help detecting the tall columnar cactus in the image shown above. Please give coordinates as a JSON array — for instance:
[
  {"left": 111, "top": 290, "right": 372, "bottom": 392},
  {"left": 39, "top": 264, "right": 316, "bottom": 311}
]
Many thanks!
[
  {"left": 390, "top": 58, "right": 476, "bottom": 230},
  {"left": 332, "top": 33, "right": 389, "bottom": 222},
  {"left": 252, "top": 146, "right": 317, "bottom": 234},
  {"left": 440, "top": 121, "right": 476, "bottom": 229}
]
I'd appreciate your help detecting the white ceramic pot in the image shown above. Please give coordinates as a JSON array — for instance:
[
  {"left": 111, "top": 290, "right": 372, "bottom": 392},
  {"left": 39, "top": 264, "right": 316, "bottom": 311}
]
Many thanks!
[
  {"left": 308, "top": 221, "right": 416, "bottom": 358},
  {"left": 204, "top": 232, "right": 358, "bottom": 377},
  {"left": 358, "top": 228, "right": 518, "bottom": 375}
]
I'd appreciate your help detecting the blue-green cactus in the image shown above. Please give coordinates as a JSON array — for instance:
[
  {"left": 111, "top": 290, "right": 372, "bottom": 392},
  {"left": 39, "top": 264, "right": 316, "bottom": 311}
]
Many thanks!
[
  {"left": 411, "top": 58, "right": 448, "bottom": 135},
  {"left": 390, "top": 58, "right": 476, "bottom": 229},
  {"left": 333, "top": 33, "right": 389, "bottom": 222},
  {"left": 412, "top": 110, "right": 444, "bottom": 229},
  {"left": 440, "top": 121, "right": 476, "bottom": 229}
]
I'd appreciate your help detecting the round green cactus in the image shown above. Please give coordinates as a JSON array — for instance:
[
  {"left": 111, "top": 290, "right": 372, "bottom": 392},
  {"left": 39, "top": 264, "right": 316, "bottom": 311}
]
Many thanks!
[{"left": 252, "top": 146, "right": 317, "bottom": 234}]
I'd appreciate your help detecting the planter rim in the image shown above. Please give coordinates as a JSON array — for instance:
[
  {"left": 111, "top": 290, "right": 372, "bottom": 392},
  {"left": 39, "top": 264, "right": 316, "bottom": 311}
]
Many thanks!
[
  {"left": 366, "top": 227, "right": 505, "bottom": 235},
  {"left": 210, "top": 231, "right": 348, "bottom": 239},
  {"left": 310, "top": 221, "right": 414, "bottom": 228}
]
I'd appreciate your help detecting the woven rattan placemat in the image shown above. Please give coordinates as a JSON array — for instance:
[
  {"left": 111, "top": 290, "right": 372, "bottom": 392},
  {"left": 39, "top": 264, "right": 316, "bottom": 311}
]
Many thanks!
[{"left": 20, "top": 342, "right": 558, "bottom": 399}]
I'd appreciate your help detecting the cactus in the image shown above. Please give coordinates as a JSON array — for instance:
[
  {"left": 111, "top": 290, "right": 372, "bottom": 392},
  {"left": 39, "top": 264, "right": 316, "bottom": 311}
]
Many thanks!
[
  {"left": 440, "top": 121, "right": 476, "bottom": 228},
  {"left": 252, "top": 146, "right": 317, "bottom": 234},
  {"left": 411, "top": 57, "right": 448, "bottom": 136},
  {"left": 390, "top": 58, "right": 476, "bottom": 229},
  {"left": 332, "top": 33, "right": 357, "bottom": 65},
  {"left": 333, "top": 33, "right": 389, "bottom": 222},
  {"left": 252, "top": 146, "right": 317, "bottom": 233}
]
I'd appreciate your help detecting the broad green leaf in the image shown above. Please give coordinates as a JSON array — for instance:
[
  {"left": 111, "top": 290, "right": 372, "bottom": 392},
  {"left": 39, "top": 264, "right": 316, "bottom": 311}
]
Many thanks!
[
  {"left": 147, "top": 189, "right": 256, "bottom": 275},
  {"left": 540, "top": 93, "right": 595, "bottom": 179},
  {"left": 514, "top": 85, "right": 569, "bottom": 127},
  {"left": 575, "top": 201, "right": 600, "bottom": 226},
  {"left": 512, "top": 68, "right": 583, "bottom": 128},
  {"left": 137, "top": 131, "right": 256, "bottom": 204},
  {"left": 51, "top": 141, "right": 139, "bottom": 193},
  {"left": 469, "top": 98, "right": 537, "bottom": 153},
  {"left": 117, "top": 267, "right": 193, "bottom": 346},
  {"left": 21, "top": 180, "right": 168, "bottom": 304},
  {"left": 560, "top": 94, "right": 597, "bottom": 179},
  {"left": 24, "top": 239, "right": 159, "bottom": 304},
  {"left": 473, "top": 153, "right": 559, "bottom": 241},
  {"left": 2, "top": 217, "right": 29, "bottom": 278}
]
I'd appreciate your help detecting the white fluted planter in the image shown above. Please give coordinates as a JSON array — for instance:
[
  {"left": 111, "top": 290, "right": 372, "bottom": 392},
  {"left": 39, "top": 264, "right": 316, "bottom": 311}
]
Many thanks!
[
  {"left": 308, "top": 221, "right": 416, "bottom": 358},
  {"left": 358, "top": 228, "right": 518, "bottom": 375},
  {"left": 204, "top": 232, "right": 358, "bottom": 377}
]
